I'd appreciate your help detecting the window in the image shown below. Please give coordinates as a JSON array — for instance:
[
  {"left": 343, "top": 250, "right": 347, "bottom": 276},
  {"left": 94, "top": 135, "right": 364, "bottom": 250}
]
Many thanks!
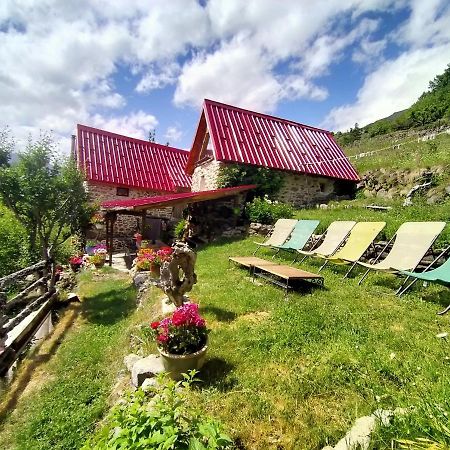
[{"left": 116, "top": 187, "right": 129, "bottom": 196}]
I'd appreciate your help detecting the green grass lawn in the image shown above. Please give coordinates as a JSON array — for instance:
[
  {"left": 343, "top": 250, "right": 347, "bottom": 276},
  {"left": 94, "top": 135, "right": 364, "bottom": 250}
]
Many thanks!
[
  {"left": 187, "top": 237, "right": 450, "bottom": 449},
  {"left": 0, "top": 269, "right": 157, "bottom": 450}
]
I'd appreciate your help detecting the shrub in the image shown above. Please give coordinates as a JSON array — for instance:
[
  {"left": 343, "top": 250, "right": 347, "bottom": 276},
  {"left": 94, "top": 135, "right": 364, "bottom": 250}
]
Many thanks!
[
  {"left": 174, "top": 219, "right": 187, "bottom": 239},
  {"left": 84, "top": 372, "right": 234, "bottom": 450},
  {"left": 245, "top": 196, "right": 295, "bottom": 224},
  {"left": 0, "top": 204, "right": 31, "bottom": 276},
  {"left": 217, "top": 163, "right": 284, "bottom": 198}
]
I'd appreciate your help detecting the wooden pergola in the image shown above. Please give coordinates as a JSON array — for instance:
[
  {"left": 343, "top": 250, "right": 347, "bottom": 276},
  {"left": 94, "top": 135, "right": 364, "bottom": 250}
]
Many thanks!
[{"left": 102, "top": 185, "right": 256, "bottom": 265}]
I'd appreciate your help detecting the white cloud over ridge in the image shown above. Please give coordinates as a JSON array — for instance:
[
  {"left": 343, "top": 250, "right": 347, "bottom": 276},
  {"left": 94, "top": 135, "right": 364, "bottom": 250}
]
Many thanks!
[{"left": 0, "top": 0, "right": 449, "bottom": 151}]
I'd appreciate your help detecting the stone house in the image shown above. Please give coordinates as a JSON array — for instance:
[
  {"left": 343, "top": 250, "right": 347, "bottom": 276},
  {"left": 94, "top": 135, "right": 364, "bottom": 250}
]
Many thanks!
[
  {"left": 186, "top": 99, "right": 360, "bottom": 207},
  {"left": 75, "top": 124, "right": 191, "bottom": 249}
]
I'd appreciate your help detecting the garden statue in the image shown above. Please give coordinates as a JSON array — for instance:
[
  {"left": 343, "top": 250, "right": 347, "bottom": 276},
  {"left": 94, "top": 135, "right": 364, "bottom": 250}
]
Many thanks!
[{"left": 159, "top": 242, "right": 197, "bottom": 307}]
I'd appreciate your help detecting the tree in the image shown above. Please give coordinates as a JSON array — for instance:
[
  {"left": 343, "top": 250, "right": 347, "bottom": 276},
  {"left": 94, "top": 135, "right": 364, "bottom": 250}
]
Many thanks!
[
  {"left": 0, "top": 127, "right": 14, "bottom": 168},
  {"left": 0, "top": 134, "right": 93, "bottom": 263}
]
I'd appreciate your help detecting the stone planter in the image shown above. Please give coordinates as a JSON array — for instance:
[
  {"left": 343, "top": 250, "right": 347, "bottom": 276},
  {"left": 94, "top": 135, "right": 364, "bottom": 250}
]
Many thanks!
[{"left": 158, "top": 344, "right": 208, "bottom": 380}]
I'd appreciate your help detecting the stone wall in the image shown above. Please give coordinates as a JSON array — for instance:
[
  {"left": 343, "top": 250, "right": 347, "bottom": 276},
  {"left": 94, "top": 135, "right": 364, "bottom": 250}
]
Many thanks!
[
  {"left": 191, "top": 161, "right": 352, "bottom": 207},
  {"left": 277, "top": 172, "right": 339, "bottom": 207},
  {"left": 191, "top": 160, "right": 225, "bottom": 191},
  {"left": 86, "top": 182, "right": 176, "bottom": 251}
]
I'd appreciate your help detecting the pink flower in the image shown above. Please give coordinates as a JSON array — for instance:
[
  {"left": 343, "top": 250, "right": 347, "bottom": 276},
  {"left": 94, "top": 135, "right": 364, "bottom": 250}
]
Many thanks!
[{"left": 157, "top": 334, "right": 168, "bottom": 343}]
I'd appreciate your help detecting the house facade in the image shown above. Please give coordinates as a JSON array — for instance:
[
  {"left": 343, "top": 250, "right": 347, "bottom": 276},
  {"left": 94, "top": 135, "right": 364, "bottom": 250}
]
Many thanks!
[
  {"left": 76, "top": 124, "right": 191, "bottom": 248},
  {"left": 186, "top": 100, "right": 360, "bottom": 207}
]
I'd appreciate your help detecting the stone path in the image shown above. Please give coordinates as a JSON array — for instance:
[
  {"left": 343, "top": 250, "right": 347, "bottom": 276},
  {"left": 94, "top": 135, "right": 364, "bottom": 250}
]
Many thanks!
[{"left": 110, "top": 253, "right": 130, "bottom": 272}]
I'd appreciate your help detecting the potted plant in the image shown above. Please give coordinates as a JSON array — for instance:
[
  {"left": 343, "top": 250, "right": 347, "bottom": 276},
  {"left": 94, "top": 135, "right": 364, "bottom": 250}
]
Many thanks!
[
  {"left": 150, "top": 303, "right": 208, "bottom": 380},
  {"left": 85, "top": 240, "right": 97, "bottom": 255},
  {"left": 91, "top": 213, "right": 105, "bottom": 230},
  {"left": 135, "top": 246, "right": 173, "bottom": 277},
  {"left": 69, "top": 255, "right": 83, "bottom": 272},
  {"left": 90, "top": 253, "right": 105, "bottom": 269}
]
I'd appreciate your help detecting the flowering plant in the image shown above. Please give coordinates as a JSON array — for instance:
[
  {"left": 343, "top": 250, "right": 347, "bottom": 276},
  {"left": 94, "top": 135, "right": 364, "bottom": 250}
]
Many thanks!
[
  {"left": 135, "top": 246, "right": 173, "bottom": 271},
  {"left": 69, "top": 255, "right": 83, "bottom": 265},
  {"left": 90, "top": 253, "right": 105, "bottom": 265},
  {"left": 150, "top": 303, "right": 208, "bottom": 355},
  {"left": 91, "top": 213, "right": 105, "bottom": 224},
  {"left": 93, "top": 243, "right": 107, "bottom": 256}
]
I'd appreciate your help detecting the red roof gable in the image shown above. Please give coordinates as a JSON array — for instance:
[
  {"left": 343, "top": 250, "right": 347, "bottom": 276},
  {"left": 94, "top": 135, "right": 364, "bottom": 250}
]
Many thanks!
[
  {"left": 186, "top": 99, "right": 359, "bottom": 181},
  {"left": 77, "top": 124, "right": 192, "bottom": 192}
]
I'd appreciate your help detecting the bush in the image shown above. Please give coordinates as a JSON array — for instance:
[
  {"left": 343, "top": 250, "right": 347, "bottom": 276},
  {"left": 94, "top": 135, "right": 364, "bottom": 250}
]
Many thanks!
[
  {"left": 174, "top": 219, "right": 187, "bottom": 239},
  {"left": 217, "top": 163, "right": 284, "bottom": 198},
  {"left": 0, "top": 204, "right": 31, "bottom": 276},
  {"left": 245, "top": 196, "right": 295, "bottom": 224},
  {"left": 84, "top": 372, "right": 234, "bottom": 450}
]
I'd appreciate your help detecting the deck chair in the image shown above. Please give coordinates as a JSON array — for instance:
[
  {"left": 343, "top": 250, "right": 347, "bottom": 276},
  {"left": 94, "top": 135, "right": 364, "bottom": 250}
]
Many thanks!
[
  {"left": 318, "top": 222, "right": 386, "bottom": 277},
  {"left": 397, "top": 245, "right": 450, "bottom": 312},
  {"left": 253, "top": 219, "right": 297, "bottom": 255},
  {"left": 272, "top": 220, "right": 320, "bottom": 256},
  {"left": 295, "top": 221, "right": 356, "bottom": 263},
  {"left": 356, "top": 222, "right": 446, "bottom": 289}
]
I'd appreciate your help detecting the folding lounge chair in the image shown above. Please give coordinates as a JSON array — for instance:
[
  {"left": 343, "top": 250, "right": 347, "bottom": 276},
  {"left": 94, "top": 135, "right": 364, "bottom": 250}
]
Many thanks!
[
  {"left": 272, "top": 220, "right": 320, "bottom": 256},
  {"left": 295, "top": 221, "right": 356, "bottom": 263},
  {"left": 356, "top": 222, "right": 446, "bottom": 288},
  {"left": 397, "top": 245, "right": 450, "bottom": 312},
  {"left": 318, "top": 222, "right": 386, "bottom": 277},
  {"left": 253, "top": 219, "right": 297, "bottom": 255}
]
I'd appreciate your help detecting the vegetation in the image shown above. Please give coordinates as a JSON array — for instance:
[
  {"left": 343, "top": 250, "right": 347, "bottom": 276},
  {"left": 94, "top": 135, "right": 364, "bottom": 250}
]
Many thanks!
[
  {"left": 0, "top": 132, "right": 93, "bottom": 263},
  {"left": 84, "top": 372, "right": 233, "bottom": 450},
  {"left": 245, "top": 196, "right": 295, "bottom": 224},
  {"left": 335, "top": 63, "right": 450, "bottom": 145},
  {"left": 217, "top": 163, "right": 284, "bottom": 199}
]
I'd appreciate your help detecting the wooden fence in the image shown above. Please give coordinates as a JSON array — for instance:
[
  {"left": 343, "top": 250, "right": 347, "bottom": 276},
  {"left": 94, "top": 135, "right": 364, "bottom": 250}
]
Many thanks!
[{"left": 0, "top": 260, "right": 57, "bottom": 376}]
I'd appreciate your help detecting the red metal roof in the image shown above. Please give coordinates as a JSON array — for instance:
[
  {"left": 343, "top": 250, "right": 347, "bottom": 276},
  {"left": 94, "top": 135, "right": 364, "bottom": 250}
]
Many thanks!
[
  {"left": 186, "top": 99, "right": 359, "bottom": 181},
  {"left": 77, "top": 124, "right": 192, "bottom": 192},
  {"left": 101, "top": 185, "right": 256, "bottom": 211}
]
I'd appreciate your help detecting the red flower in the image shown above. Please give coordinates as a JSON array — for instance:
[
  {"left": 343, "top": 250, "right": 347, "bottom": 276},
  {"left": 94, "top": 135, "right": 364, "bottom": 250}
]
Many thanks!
[
  {"left": 157, "top": 334, "right": 168, "bottom": 343},
  {"left": 150, "top": 321, "right": 160, "bottom": 329}
]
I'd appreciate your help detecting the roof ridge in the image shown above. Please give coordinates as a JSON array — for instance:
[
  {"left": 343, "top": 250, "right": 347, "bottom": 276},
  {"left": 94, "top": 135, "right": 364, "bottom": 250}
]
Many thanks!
[
  {"left": 203, "top": 99, "right": 333, "bottom": 134},
  {"left": 76, "top": 124, "right": 189, "bottom": 154}
]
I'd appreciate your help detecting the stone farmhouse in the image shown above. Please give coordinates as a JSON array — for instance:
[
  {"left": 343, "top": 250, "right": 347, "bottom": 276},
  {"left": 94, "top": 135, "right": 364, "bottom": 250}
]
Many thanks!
[
  {"left": 75, "top": 124, "right": 192, "bottom": 248},
  {"left": 186, "top": 99, "right": 360, "bottom": 206}
]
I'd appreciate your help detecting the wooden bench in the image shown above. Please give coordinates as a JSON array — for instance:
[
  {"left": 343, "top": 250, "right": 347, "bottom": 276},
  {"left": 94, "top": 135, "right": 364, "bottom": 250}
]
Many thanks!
[{"left": 229, "top": 256, "right": 324, "bottom": 295}]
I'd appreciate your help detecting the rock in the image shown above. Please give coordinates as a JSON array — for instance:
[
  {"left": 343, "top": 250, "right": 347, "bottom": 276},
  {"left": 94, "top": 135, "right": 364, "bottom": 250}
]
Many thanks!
[
  {"left": 124, "top": 354, "right": 142, "bottom": 371},
  {"left": 141, "top": 377, "right": 158, "bottom": 391},
  {"left": 67, "top": 293, "right": 79, "bottom": 302},
  {"left": 133, "top": 272, "right": 149, "bottom": 288},
  {"left": 131, "top": 354, "right": 165, "bottom": 387},
  {"left": 426, "top": 195, "right": 440, "bottom": 205},
  {"left": 319, "top": 204, "right": 328, "bottom": 209},
  {"left": 445, "top": 185, "right": 450, "bottom": 195}
]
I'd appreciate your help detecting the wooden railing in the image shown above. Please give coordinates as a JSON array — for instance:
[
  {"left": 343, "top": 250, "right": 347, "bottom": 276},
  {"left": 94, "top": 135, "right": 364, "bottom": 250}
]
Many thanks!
[{"left": 0, "top": 260, "right": 57, "bottom": 375}]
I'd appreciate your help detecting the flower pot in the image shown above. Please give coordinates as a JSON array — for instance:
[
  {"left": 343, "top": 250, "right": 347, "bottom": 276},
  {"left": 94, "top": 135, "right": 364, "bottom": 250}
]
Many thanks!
[
  {"left": 93, "top": 260, "right": 105, "bottom": 269},
  {"left": 70, "top": 263, "right": 82, "bottom": 272},
  {"left": 158, "top": 345, "right": 208, "bottom": 380}
]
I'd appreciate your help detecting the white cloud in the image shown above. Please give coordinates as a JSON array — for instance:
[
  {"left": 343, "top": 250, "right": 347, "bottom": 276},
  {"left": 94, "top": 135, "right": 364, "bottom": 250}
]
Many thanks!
[
  {"left": 322, "top": 44, "right": 450, "bottom": 131},
  {"left": 136, "top": 62, "right": 180, "bottom": 93},
  {"left": 164, "top": 125, "right": 183, "bottom": 144},
  {"left": 91, "top": 111, "right": 158, "bottom": 140}
]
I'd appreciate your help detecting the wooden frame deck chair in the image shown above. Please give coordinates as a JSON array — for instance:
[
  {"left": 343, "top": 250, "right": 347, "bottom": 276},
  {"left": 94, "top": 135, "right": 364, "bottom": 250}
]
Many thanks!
[
  {"left": 272, "top": 220, "right": 320, "bottom": 257},
  {"left": 318, "top": 222, "right": 386, "bottom": 277},
  {"left": 397, "top": 245, "right": 450, "bottom": 313},
  {"left": 356, "top": 222, "right": 446, "bottom": 289},
  {"left": 253, "top": 219, "right": 297, "bottom": 255},
  {"left": 295, "top": 221, "right": 356, "bottom": 263}
]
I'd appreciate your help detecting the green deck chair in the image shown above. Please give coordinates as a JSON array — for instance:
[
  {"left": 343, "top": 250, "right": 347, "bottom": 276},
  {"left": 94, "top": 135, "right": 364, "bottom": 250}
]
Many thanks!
[
  {"left": 295, "top": 221, "right": 356, "bottom": 263},
  {"left": 356, "top": 222, "right": 446, "bottom": 288},
  {"left": 272, "top": 220, "right": 320, "bottom": 256},
  {"left": 397, "top": 245, "right": 450, "bottom": 313},
  {"left": 253, "top": 219, "right": 297, "bottom": 255},
  {"left": 318, "top": 222, "right": 386, "bottom": 277}
]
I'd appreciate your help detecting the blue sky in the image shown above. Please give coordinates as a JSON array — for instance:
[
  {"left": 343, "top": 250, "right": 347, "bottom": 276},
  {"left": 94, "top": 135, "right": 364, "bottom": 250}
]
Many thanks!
[{"left": 0, "top": 0, "right": 449, "bottom": 152}]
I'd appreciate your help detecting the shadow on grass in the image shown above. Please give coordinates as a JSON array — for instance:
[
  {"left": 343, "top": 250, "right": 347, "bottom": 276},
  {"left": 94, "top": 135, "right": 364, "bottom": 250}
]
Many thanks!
[
  {"left": 0, "top": 304, "right": 80, "bottom": 424},
  {"left": 198, "top": 357, "right": 237, "bottom": 392},
  {"left": 202, "top": 306, "right": 237, "bottom": 322},
  {"left": 80, "top": 285, "right": 136, "bottom": 326},
  {"left": 421, "top": 288, "right": 450, "bottom": 309}
]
